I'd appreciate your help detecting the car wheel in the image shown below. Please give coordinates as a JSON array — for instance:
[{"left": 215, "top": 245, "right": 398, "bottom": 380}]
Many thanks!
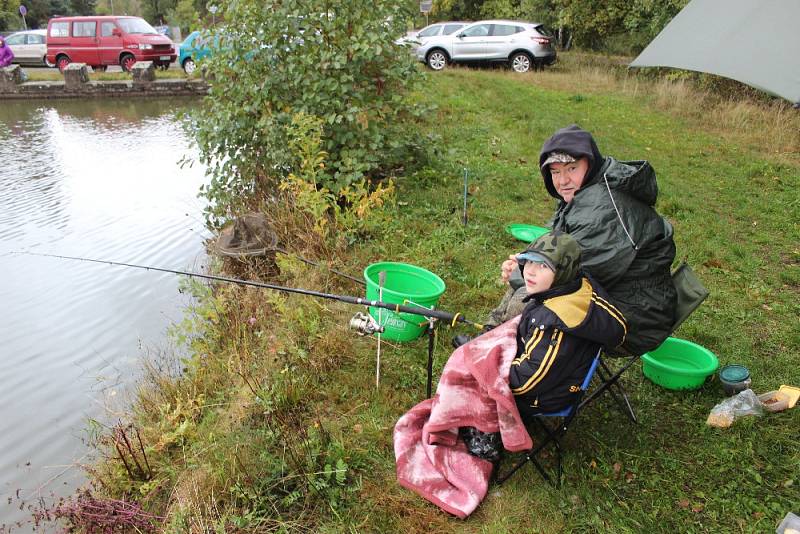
[
  {"left": 426, "top": 50, "right": 448, "bottom": 71},
  {"left": 182, "top": 58, "right": 196, "bottom": 75},
  {"left": 56, "top": 55, "right": 71, "bottom": 73},
  {"left": 43, "top": 55, "right": 55, "bottom": 68},
  {"left": 510, "top": 52, "right": 533, "bottom": 73},
  {"left": 120, "top": 54, "right": 136, "bottom": 73}
]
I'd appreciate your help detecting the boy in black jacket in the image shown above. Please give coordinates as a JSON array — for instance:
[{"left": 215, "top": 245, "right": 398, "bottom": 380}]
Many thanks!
[
  {"left": 510, "top": 230, "right": 627, "bottom": 417},
  {"left": 461, "top": 231, "right": 627, "bottom": 460}
]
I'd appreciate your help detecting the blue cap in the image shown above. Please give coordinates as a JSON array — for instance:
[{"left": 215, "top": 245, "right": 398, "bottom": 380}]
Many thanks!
[{"left": 516, "top": 251, "right": 555, "bottom": 271}]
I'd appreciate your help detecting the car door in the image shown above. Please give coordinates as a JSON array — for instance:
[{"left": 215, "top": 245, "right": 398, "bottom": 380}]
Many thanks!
[
  {"left": 451, "top": 23, "right": 490, "bottom": 60},
  {"left": 484, "top": 24, "right": 522, "bottom": 59},
  {"left": 98, "top": 21, "right": 122, "bottom": 65},
  {"left": 5, "top": 33, "right": 30, "bottom": 63},
  {"left": 71, "top": 20, "right": 100, "bottom": 65},
  {"left": 27, "top": 33, "right": 46, "bottom": 64}
]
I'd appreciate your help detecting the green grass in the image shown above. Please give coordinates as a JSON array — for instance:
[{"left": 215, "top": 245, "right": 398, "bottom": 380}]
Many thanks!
[
  {"left": 25, "top": 68, "right": 189, "bottom": 82},
  {"left": 58, "top": 62, "right": 799, "bottom": 533},
  {"left": 330, "top": 68, "right": 800, "bottom": 532}
]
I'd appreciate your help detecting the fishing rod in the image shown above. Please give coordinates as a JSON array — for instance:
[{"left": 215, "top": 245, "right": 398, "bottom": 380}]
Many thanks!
[{"left": 15, "top": 252, "right": 484, "bottom": 330}]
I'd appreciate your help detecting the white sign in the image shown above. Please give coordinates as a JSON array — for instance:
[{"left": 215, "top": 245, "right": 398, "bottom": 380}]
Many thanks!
[{"left": 419, "top": 1, "right": 432, "bottom": 13}]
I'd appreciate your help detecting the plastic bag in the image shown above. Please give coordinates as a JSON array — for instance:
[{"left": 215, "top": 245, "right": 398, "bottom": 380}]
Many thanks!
[{"left": 706, "top": 389, "right": 764, "bottom": 428}]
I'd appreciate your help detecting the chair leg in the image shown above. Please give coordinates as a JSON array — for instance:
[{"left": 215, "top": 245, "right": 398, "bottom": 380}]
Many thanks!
[
  {"left": 579, "top": 356, "right": 639, "bottom": 423},
  {"left": 595, "top": 367, "right": 636, "bottom": 423},
  {"left": 598, "top": 361, "right": 637, "bottom": 423},
  {"left": 496, "top": 422, "right": 561, "bottom": 486}
]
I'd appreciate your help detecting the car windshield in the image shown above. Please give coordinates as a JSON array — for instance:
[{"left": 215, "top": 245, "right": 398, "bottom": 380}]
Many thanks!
[
  {"left": 182, "top": 31, "right": 199, "bottom": 46},
  {"left": 417, "top": 25, "right": 440, "bottom": 38},
  {"left": 443, "top": 24, "right": 464, "bottom": 35},
  {"left": 118, "top": 18, "right": 158, "bottom": 35}
]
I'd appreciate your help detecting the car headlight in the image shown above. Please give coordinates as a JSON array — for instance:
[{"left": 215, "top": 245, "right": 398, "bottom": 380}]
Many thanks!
[{"left": 139, "top": 43, "right": 153, "bottom": 50}]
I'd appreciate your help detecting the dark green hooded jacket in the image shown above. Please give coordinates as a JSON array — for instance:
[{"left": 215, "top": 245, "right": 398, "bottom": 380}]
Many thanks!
[
  {"left": 543, "top": 125, "right": 676, "bottom": 355},
  {"left": 491, "top": 125, "right": 677, "bottom": 355}
]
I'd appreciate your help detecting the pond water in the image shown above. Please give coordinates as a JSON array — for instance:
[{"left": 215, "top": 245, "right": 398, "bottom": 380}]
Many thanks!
[{"left": 0, "top": 98, "right": 209, "bottom": 529}]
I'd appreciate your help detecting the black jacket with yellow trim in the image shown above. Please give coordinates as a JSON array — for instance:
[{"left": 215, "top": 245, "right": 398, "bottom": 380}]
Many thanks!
[{"left": 509, "top": 274, "right": 627, "bottom": 414}]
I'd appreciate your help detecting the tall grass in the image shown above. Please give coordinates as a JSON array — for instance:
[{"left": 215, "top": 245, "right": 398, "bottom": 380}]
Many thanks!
[{"left": 530, "top": 51, "right": 800, "bottom": 163}]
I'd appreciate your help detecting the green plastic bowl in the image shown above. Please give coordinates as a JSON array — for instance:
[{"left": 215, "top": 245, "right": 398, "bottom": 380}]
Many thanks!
[
  {"left": 505, "top": 223, "right": 549, "bottom": 243},
  {"left": 364, "top": 262, "right": 446, "bottom": 342},
  {"left": 641, "top": 337, "right": 719, "bottom": 390}
]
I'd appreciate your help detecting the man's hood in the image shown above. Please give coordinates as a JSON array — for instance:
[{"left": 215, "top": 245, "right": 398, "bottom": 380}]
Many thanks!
[{"left": 539, "top": 125, "right": 604, "bottom": 201}]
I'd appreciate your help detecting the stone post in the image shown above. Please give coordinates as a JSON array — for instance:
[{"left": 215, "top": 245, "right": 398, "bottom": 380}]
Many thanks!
[
  {"left": 0, "top": 65, "right": 24, "bottom": 93},
  {"left": 131, "top": 61, "right": 156, "bottom": 84},
  {"left": 64, "top": 63, "right": 90, "bottom": 90}
]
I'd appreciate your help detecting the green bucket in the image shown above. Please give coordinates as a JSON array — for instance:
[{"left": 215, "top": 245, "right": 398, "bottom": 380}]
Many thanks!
[
  {"left": 641, "top": 337, "right": 719, "bottom": 390},
  {"left": 363, "top": 262, "right": 446, "bottom": 342}
]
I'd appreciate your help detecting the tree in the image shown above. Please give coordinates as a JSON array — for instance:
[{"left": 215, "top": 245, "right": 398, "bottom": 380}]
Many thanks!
[
  {"left": 141, "top": 0, "right": 175, "bottom": 23},
  {"left": 192, "top": 0, "right": 428, "bottom": 225},
  {"left": 432, "top": 0, "right": 483, "bottom": 20},
  {"left": 70, "top": 0, "right": 96, "bottom": 15},
  {"left": 166, "top": 0, "right": 198, "bottom": 33}
]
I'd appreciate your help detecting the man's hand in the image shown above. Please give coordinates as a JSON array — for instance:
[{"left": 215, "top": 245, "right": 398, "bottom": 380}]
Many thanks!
[{"left": 501, "top": 254, "right": 518, "bottom": 283}]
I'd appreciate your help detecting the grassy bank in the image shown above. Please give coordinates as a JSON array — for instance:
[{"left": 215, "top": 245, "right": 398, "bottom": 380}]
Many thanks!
[
  {"left": 54, "top": 56, "right": 799, "bottom": 532},
  {"left": 25, "top": 68, "right": 188, "bottom": 82}
]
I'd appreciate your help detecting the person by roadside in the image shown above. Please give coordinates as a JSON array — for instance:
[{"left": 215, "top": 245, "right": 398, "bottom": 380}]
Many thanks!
[{"left": 0, "top": 37, "right": 15, "bottom": 68}]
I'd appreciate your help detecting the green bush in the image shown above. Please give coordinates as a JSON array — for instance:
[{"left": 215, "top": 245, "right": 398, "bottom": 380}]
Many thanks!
[{"left": 191, "top": 0, "right": 428, "bottom": 226}]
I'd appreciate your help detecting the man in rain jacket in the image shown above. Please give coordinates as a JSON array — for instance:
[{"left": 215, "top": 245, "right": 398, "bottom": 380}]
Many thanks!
[{"left": 493, "top": 125, "right": 677, "bottom": 356}]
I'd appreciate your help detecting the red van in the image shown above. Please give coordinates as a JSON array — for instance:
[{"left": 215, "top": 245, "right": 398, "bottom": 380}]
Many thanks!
[{"left": 46, "top": 16, "right": 176, "bottom": 72}]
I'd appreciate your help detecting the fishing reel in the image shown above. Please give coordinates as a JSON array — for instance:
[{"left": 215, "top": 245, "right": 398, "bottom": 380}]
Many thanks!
[{"left": 349, "top": 311, "right": 385, "bottom": 336}]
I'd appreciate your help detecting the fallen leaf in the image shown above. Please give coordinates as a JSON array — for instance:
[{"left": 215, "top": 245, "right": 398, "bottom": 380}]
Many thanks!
[
  {"left": 752, "top": 511, "right": 764, "bottom": 519},
  {"left": 692, "top": 503, "right": 704, "bottom": 513},
  {"left": 613, "top": 462, "right": 622, "bottom": 476},
  {"left": 590, "top": 459, "right": 597, "bottom": 469},
  {"left": 353, "top": 424, "right": 363, "bottom": 434},
  {"left": 677, "top": 499, "right": 690, "bottom": 509},
  {"left": 625, "top": 472, "right": 636, "bottom": 483}
]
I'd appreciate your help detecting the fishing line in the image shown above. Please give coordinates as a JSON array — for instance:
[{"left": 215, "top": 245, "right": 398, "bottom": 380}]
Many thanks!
[{"left": 14, "top": 251, "right": 482, "bottom": 329}]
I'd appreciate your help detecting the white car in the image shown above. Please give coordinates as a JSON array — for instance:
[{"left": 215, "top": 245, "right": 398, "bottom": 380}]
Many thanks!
[
  {"left": 416, "top": 20, "right": 556, "bottom": 73},
  {"left": 396, "top": 22, "right": 468, "bottom": 51},
  {"left": 5, "top": 29, "right": 53, "bottom": 67}
]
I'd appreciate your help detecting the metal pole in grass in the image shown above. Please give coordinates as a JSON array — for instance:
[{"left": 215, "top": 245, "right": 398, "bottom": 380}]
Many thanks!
[
  {"left": 462, "top": 168, "right": 469, "bottom": 226},
  {"left": 376, "top": 271, "right": 386, "bottom": 389}
]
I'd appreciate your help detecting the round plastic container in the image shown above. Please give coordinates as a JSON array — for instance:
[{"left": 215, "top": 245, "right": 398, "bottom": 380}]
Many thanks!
[
  {"left": 641, "top": 337, "right": 719, "bottom": 390},
  {"left": 505, "top": 224, "right": 549, "bottom": 243},
  {"left": 363, "top": 262, "right": 446, "bottom": 342},
  {"left": 719, "top": 365, "right": 752, "bottom": 396}
]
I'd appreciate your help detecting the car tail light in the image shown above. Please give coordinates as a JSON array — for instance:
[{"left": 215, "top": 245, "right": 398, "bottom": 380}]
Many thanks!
[{"left": 532, "top": 36, "right": 550, "bottom": 45}]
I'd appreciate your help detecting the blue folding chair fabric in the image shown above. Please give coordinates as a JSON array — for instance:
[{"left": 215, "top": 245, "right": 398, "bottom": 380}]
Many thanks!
[{"left": 496, "top": 348, "right": 602, "bottom": 487}]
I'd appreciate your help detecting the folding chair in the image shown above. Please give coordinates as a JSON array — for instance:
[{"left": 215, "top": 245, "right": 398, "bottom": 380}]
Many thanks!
[
  {"left": 496, "top": 263, "right": 709, "bottom": 486},
  {"left": 577, "top": 262, "right": 710, "bottom": 423},
  {"left": 496, "top": 348, "right": 603, "bottom": 487}
]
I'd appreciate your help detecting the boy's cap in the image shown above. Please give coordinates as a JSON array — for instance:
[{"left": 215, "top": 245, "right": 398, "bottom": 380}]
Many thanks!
[
  {"left": 518, "top": 230, "right": 582, "bottom": 287},
  {"left": 516, "top": 251, "right": 555, "bottom": 272},
  {"left": 541, "top": 151, "right": 576, "bottom": 169}
]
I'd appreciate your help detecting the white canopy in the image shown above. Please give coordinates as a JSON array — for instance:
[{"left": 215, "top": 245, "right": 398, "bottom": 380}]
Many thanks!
[{"left": 630, "top": 0, "right": 800, "bottom": 104}]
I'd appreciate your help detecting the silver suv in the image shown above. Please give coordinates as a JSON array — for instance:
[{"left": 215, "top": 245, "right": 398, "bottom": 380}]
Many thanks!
[{"left": 416, "top": 20, "right": 556, "bottom": 73}]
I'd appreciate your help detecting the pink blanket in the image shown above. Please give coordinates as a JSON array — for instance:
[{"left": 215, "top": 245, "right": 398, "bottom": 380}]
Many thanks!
[{"left": 393, "top": 317, "right": 532, "bottom": 518}]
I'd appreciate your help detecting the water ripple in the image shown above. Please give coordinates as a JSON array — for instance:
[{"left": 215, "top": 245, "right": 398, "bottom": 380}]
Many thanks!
[{"left": 0, "top": 98, "right": 209, "bottom": 529}]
